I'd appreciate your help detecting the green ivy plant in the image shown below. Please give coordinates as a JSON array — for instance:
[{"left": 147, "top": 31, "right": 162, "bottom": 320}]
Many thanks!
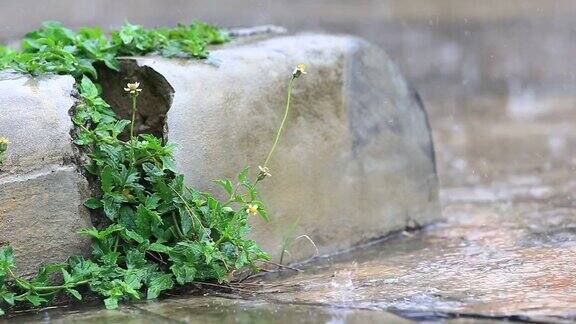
[{"left": 0, "top": 21, "right": 305, "bottom": 315}]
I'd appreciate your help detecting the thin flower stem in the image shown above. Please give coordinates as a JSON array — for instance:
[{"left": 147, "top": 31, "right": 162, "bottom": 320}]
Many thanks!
[
  {"left": 171, "top": 211, "right": 185, "bottom": 238},
  {"left": 263, "top": 76, "right": 295, "bottom": 168},
  {"left": 130, "top": 95, "right": 137, "bottom": 140}
]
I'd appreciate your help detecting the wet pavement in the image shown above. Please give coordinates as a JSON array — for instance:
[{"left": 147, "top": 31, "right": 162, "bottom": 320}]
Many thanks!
[{"left": 5, "top": 93, "right": 576, "bottom": 323}]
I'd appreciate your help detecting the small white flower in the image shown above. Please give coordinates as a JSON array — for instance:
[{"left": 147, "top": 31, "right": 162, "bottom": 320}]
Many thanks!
[
  {"left": 292, "top": 63, "right": 307, "bottom": 78},
  {"left": 258, "top": 165, "right": 271, "bottom": 178},
  {"left": 124, "top": 82, "right": 142, "bottom": 95}
]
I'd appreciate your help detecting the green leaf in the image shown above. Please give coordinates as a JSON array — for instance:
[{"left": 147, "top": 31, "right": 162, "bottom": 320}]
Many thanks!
[
  {"left": 0, "top": 247, "right": 15, "bottom": 276},
  {"left": 148, "top": 243, "right": 171, "bottom": 254},
  {"left": 84, "top": 198, "right": 102, "bottom": 209},
  {"left": 123, "top": 229, "right": 145, "bottom": 244},
  {"left": 103, "top": 197, "right": 120, "bottom": 220},
  {"left": 142, "top": 162, "right": 164, "bottom": 178},
  {"left": 79, "top": 75, "right": 99, "bottom": 99},
  {"left": 79, "top": 224, "right": 124, "bottom": 240},
  {"left": 125, "top": 249, "right": 147, "bottom": 269},
  {"left": 62, "top": 268, "right": 73, "bottom": 284},
  {"left": 33, "top": 263, "right": 67, "bottom": 286},
  {"left": 67, "top": 288, "right": 82, "bottom": 301},
  {"left": 100, "top": 166, "right": 114, "bottom": 193},
  {"left": 170, "top": 264, "right": 196, "bottom": 285},
  {"left": 1, "top": 293, "right": 15, "bottom": 306},
  {"left": 213, "top": 179, "right": 233, "bottom": 196},
  {"left": 101, "top": 252, "right": 120, "bottom": 265},
  {"left": 25, "top": 295, "right": 46, "bottom": 307},
  {"left": 146, "top": 273, "right": 174, "bottom": 299},
  {"left": 160, "top": 156, "right": 177, "bottom": 173},
  {"left": 257, "top": 206, "right": 270, "bottom": 222},
  {"left": 144, "top": 194, "right": 161, "bottom": 210},
  {"left": 111, "top": 120, "right": 131, "bottom": 136},
  {"left": 238, "top": 166, "right": 250, "bottom": 182},
  {"left": 134, "top": 206, "right": 152, "bottom": 239},
  {"left": 178, "top": 206, "right": 193, "bottom": 236},
  {"left": 104, "top": 297, "right": 118, "bottom": 309}
]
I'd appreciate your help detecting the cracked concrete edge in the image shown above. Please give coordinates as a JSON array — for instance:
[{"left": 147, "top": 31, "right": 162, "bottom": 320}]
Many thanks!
[{"left": 0, "top": 72, "right": 93, "bottom": 277}]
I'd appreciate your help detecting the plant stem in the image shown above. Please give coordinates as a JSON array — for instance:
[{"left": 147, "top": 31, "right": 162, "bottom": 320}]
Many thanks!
[
  {"left": 33, "top": 280, "right": 90, "bottom": 291},
  {"left": 263, "top": 76, "right": 295, "bottom": 168},
  {"left": 130, "top": 95, "right": 137, "bottom": 140},
  {"left": 171, "top": 212, "right": 185, "bottom": 238}
]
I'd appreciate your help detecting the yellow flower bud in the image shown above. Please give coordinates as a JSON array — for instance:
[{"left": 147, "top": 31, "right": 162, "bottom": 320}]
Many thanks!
[{"left": 246, "top": 204, "right": 259, "bottom": 216}]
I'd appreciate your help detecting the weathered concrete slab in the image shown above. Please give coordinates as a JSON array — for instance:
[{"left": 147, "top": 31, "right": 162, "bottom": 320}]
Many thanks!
[
  {"left": 0, "top": 72, "right": 91, "bottom": 277},
  {"left": 114, "top": 34, "right": 440, "bottom": 263}
]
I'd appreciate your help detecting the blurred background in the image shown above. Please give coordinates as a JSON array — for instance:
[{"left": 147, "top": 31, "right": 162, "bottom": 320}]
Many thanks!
[{"left": 1, "top": 0, "right": 575, "bottom": 190}]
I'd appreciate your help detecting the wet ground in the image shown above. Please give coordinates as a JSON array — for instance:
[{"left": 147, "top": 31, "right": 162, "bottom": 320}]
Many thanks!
[{"left": 5, "top": 94, "right": 575, "bottom": 323}]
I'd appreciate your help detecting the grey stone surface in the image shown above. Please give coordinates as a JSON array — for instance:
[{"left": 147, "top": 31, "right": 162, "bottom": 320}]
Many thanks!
[
  {"left": 0, "top": 72, "right": 91, "bottom": 277},
  {"left": 120, "top": 33, "right": 440, "bottom": 262}
]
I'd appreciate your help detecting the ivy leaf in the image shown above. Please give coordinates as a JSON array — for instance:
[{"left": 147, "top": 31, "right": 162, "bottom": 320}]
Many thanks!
[
  {"left": 61, "top": 268, "right": 74, "bottom": 284},
  {"left": 79, "top": 75, "right": 99, "bottom": 99},
  {"left": 31, "top": 263, "right": 66, "bottom": 287},
  {"left": 257, "top": 206, "right": 270, "bottom": 222},
  {"left": 78, "top": 224, "right": 124, "bottom": 240},
  {"left": 25, "top": 295, "right": 46, "bottom": 307},
  {"left": 0, "top": 247, "right": 15, "bottom": 276},
  {"left": 146, "top": 273, "right": 174, "bottom": 299},
  {"left": 160, "top": 156, "right": 177, "bottom": 173},
  {"left": 238, "top": 166, "right": 250, "bottom": 182},
  {"left": 104, "top": 297, "right": 118, "bottom": 310},
  {"left": 84, "top": 198, "right": 102, "bottom": 209},
  {"left": 1, "top": 293, "right": 15, "bottom": 306},
  {"left": 123, "top": 229, "right": 145, "bottom": 244},
  {"left": 67, "top": 288, "right": 82, "bottom": 301},
  {"left": 213, "top": 179, "right": 233, "bottom": 197},
  {"left": 100, "top": 166, "right": 114, "bottom": 193},
  {"left": 101, "top": 252, "right": 120, "bottom": 265},
  {"left": 148, "top": 243, "right": 171, "bottom": 254},
  {"left": 144, "top": 194, "right": 161, "bottom": 210},
  {"left": 170, "top": 264, "right": 196, "bottom": 285},
  {"left": 111, "top": 120, "right": 131, "bottom": 137}
]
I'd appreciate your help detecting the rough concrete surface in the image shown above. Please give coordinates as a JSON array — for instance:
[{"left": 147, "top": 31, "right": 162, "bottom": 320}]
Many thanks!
[
  {"left": 0, "top": 72, "right": 91, "bottom": 277},
  {"left": 116, "top": 33, "right": 440, "bottom": 262}
]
